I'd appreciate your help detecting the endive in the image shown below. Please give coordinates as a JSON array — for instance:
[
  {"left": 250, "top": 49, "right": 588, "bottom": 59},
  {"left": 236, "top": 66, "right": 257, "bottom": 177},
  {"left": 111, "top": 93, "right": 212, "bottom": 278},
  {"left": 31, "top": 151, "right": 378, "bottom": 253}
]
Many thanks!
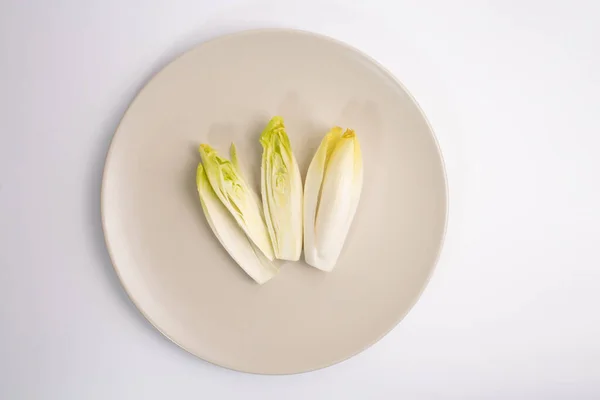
[
  {"left": 196, "top": 164, "right": 278, "bottom": 284},
  {"left": 199, "top": 144, "right": 274, "bottom": 261},
  {"left": 260, "top": 117, "right": 303, "bottom": 261},
  {"left": 303, "top": 127, "right": 363, "bottom": 271}
]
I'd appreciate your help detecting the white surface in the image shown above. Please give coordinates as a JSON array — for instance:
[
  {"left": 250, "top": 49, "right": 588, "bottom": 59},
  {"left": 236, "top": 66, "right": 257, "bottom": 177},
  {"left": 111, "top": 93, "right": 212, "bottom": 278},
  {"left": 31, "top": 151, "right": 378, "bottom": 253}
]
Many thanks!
[{"left": 1, "top": 0, "right": 599, "bottom": 398}]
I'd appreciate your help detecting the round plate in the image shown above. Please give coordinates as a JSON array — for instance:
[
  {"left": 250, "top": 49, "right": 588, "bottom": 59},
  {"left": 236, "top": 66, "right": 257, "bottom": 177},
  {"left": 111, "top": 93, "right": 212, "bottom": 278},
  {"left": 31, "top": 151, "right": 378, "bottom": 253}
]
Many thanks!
[{"left": 102, "top": 29, "right": 447, "bottom": 374}]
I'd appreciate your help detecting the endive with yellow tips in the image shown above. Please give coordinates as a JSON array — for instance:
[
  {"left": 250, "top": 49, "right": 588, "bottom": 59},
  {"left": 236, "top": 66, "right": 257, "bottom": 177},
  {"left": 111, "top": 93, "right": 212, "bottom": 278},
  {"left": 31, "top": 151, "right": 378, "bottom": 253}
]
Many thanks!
[
  {"left": 198, "top": 144, "right": 275, "bottom": 262},
  {"left": 303, "top": 127, "right": 363, "bottom": 271},
  {"left": 260, "top": 117, "right": 303, "bottom": 261},
  {"left": 196, "top": 163, "right": 278, "bottom": 284}
]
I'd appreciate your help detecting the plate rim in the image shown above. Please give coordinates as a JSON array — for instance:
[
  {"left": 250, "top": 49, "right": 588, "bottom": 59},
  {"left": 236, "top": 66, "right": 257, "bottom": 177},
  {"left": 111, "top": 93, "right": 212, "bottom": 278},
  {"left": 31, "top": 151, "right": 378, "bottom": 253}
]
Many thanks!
[{"left": 100, "top": 27, "right": 449, "bottom": 375}]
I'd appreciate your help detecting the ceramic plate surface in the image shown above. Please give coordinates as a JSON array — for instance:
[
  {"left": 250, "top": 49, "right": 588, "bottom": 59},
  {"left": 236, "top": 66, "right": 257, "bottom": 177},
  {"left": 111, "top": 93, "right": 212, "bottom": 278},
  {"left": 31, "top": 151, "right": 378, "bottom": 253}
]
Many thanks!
[{"left": 102, "top": 29, "right": 447, "bottom": 374}]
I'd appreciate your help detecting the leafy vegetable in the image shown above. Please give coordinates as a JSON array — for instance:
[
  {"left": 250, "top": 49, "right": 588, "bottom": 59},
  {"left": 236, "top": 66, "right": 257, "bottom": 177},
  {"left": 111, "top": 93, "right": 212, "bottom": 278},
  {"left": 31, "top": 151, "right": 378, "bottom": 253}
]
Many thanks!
[
  {"left": 196, "top": 163, "right": 278, "bottom": 284},
  {"left": 199, "top": 144, "right": 274, "bottom": 261},
  {"left": 260, "top": 117, "right": 303, "bottom": 261},
  {"left": 303, "top": 127, "right": 363, "bottom": 271}
]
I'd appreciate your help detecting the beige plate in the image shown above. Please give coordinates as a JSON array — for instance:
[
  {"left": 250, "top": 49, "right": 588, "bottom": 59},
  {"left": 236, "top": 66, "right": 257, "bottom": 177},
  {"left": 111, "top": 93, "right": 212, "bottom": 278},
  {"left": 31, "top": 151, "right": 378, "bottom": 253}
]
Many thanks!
[{"left": 102, "top": 29, "right": 447, "bottom": 374}]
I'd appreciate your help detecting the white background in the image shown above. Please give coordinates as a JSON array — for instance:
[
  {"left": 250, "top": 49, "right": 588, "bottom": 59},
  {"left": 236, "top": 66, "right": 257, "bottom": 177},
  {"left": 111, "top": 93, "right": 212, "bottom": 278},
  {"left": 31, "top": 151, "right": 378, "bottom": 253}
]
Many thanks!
[{"left": 1, "top": 0, "right": 599, "bottom": 398}]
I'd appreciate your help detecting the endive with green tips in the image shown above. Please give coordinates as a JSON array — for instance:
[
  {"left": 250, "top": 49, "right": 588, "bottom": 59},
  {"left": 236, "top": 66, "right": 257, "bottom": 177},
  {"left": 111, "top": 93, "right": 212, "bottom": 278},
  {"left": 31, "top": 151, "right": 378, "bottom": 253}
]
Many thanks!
[
  {"left": 196, "top": 145, "right": 277, "bottom": 284},
  {"left": 259, "top": 117, "right": 303, "bottom": 261}
]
